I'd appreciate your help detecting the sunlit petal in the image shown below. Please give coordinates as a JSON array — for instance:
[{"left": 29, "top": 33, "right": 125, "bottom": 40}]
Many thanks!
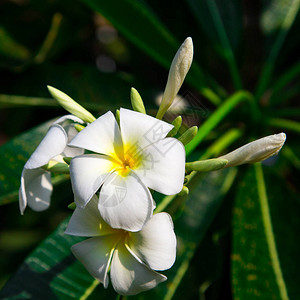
[
  {"left": 69, "top": 111, "right": 123, "bottom": 156},
  {"left": 53, "top": 114, "right": 84, "bottom": 125},
  {"left": 65, "top": 195, "right": 118, "bottom": 237},
  {"left": 134, "top": 138, "right": 185, "bottom": 194},
  {"left": 25, "top": 124, "right": 67, "bottom": 169},
  {"left": 19, "top": 168, "right": 52, "bottom": 214},
  {"left": 71, "top": 235, "right": 118, "bottom": 288},
  {"left": 69, "top": 154, "right": 115, "bottom": 208},
  {"left": 110, "top": 243, "right": 166, "bottom": 296},
  {"left": 120, "top": 108, "right": 173, "bottom": 150},
  {"left": 99, "top": 171, "right": 154, "bottom": 232},
  {"left": 127, "top": 212, "right": 176, "bottom": 270}
]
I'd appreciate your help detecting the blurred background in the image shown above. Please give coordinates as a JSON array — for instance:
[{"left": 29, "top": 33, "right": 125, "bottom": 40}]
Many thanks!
[{"left": 0, "top": 0, "right": 300, "bottom": 299}]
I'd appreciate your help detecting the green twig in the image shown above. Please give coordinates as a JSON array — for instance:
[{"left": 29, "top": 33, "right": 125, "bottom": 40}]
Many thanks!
[{"left": 255, "top": 163, "right": 289, "bottom": 300}]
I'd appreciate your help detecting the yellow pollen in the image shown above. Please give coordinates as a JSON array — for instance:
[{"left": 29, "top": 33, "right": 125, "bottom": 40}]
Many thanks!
[{"left": 110, "top": 143, "right": 143, "bottom": 177}]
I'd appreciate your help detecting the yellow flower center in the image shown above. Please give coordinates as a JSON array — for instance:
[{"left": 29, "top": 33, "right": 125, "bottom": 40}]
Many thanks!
[{"left": 111, "top": 143, "right": 143, "bottom": 177}]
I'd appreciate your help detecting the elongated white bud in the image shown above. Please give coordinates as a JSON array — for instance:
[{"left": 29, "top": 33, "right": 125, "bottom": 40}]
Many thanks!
[
  {"left": 47, "top": 86, "right": 96, "bottom": 123},
  {"left": 156, "top": 37, "right": 193, "bottom": 119},
  {"left": 219, "top": 133, "right": 286, "bottom": 167}
]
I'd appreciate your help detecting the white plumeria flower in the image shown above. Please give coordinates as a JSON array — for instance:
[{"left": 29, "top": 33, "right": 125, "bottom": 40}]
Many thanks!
[
  {"left": 19, "top": 115, "right": 84, "bottom": 214},
  {"left": 68, "top": 108, "right": 185, "bottom": 231},
  {"left": 65, "top": 195, "right": 176, "bottom": 296}
]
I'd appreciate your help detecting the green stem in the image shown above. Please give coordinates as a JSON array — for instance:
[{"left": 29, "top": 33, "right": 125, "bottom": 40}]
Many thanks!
[
  {"left": 255, "top": 164, "right": 289, "bottom": 300},
  {"left": 266, "top": 117, "right": 300, "bottom": 134},
  {"left": 255, "top": 0, "right": 300, "bottom": 99},
  {"left": 185, "top": 91, "right": 255, "bottom": 155},
  {"left": 206, "top": 0, "right": 242, "bottom": 90}
]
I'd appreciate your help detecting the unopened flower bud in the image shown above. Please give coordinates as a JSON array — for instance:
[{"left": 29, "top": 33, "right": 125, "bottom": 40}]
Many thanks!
[
  {"left": 168, "top": 116, "right": 182, "bottom": 137},
  {"left": 178, "top": 126, "right": 198, "bottom": 145},
  {"left": 130, "top": 87, "right": 146, "bottom": 114},
  {"left": 219, "top": 133, "right": 286, "bottom": 167},
  {"left": 47, "top": 86, "right": 96, "bottom": 123},
  {"left": 156, "top": 37, "right": 193, "bottom": 119}
]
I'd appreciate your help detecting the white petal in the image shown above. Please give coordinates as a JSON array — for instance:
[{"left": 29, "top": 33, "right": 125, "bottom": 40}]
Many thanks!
[
  {"left": 69, "top": 154, "right": 115, "bottom": 208},
  {"left": 62, "top": 124, "right": 85, "bottom": 157},
  {"left": 19, "top": 168, "right": 52, "bottom": 214},
  {"left": 127, "top": 212, "right": 176, "bottom": 270},
  {"left": 120, "top": 108, "right": 173, "bottom": 150},
  {"left": 110, "top": 243, "right": 166, "bottom": 296},
  {"left": 65, "top": 195, "right": 118, "bottom": 237},
  {"left": 71, "top": 235, "right": 118, "bottom": 288},
  {"left": 68, "top": 111, "right": 123, "bottom": 156},
  {"left": 99, "top": 171, "right": 154, "bottom": 232},
  {"left": 134, "top": 138, "right": 185, "bottom": 194},
  {"left": 53, "top": 114, "right": 84, "bottom": 125},
  {"left": 25, "top": 124, "right": 67, "bottom": 169}
]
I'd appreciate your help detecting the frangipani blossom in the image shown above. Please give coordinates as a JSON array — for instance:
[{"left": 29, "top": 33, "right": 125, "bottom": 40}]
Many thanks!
[
  {"left": 65, "top": 195, "right": 176, "bottom": 296},
  {"left": 69, "top": 108, "right": 185, "bottom": 231},
  {"left": 19, "top": 115, "right": 84, "bottom": 214}
]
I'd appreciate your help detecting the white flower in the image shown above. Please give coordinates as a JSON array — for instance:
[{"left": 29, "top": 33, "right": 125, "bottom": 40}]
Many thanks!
[
  {"left": 68, "top": 108, "right": 185, "bottom": 231},
  {"left": 65, "top": 195, "right": 176, "bottom": 296},
  {"left": 19, "top": 115, "right": 84, "bottom": 214}
]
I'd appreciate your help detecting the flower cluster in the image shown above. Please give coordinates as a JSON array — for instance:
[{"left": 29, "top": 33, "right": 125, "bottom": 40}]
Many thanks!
[{"left": 19, "top": 37, "right": 286, "bottom": 296}]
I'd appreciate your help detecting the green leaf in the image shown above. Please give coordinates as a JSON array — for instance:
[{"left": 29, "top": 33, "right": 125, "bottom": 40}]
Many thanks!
[
  {"left": 232, "top": 164, "right": 300, "bottom": 299},
  {"left": 0, "top": 120, "right": 67, "bottom": 205},
  {"left": 0, "top": 218, "right": 116, "bottom": 299}
]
